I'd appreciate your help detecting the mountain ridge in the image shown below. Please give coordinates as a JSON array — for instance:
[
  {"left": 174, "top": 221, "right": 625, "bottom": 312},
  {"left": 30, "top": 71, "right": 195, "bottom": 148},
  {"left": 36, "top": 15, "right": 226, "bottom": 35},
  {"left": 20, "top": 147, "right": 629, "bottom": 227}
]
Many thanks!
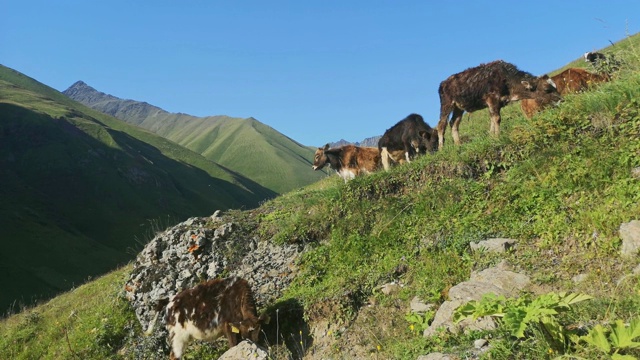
[{"left": 63, "top": 82, "right": 327, "bottom": 194}]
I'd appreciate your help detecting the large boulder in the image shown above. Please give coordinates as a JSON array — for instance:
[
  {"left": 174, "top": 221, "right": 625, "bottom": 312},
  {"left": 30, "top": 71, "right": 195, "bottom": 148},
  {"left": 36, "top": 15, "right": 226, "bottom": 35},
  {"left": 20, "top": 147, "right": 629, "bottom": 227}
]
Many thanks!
[
  {"left": 424, "top": 262, "right": 530, "bottom": 337},
  {"left": 124, "top": 211, "right": 303, "bottom": 337}
]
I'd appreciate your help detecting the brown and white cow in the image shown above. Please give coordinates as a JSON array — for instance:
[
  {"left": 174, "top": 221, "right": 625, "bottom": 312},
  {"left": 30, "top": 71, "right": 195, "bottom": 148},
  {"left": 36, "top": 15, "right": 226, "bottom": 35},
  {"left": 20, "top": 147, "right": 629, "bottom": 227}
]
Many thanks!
[
  {"left": 146, "top": 277, "right": 270, "bottom": 360},
  {"left": 437, "top": 60, "right": 562, "bottom": 149},
  {"left": 520, "top": 68, "right": 610, "bottom": 118},
  {"left": 378, "top": 113, "right": 438, "bottom": 170},
  {"left": 312, "top": 144, "right": 381, "bottom": 181}
]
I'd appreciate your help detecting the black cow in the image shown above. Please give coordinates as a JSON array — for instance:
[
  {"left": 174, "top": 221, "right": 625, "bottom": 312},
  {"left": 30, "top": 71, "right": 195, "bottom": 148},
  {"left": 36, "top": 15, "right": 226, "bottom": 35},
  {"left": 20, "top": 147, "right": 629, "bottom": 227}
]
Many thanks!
[
  {"left": 378, "top": 113, "right": 438, "bottom": 170},
  {"left": 436, "top": 60, "right": 561, "bottom": 149}
]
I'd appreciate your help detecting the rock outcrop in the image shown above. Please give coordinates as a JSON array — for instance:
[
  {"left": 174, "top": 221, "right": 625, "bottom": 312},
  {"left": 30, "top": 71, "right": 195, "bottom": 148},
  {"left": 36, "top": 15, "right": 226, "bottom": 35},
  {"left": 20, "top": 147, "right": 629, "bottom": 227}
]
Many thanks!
[{"left": 124, "top": 211, "right": 304, "bottom": 336}]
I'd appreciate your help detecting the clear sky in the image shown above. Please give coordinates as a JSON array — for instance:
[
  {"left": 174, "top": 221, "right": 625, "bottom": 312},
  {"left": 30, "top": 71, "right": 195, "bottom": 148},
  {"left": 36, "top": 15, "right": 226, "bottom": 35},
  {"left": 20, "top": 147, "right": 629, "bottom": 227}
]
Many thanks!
[{"left": 3, "top": 1, "right": 639, "bottom": 147}]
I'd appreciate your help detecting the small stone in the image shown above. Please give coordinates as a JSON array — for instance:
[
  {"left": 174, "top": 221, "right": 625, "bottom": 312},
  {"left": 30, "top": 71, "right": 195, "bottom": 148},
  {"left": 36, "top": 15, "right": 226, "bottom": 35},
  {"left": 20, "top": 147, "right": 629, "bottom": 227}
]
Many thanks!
[
  {"left": 620, "top": 220, "right": 640, "bottom": 257},
  {"left": 379, "top": 282, "right": 400, "bottom": 295},
  {"left": 410, "top": 296, "right": 434, "bottom": 313},
  {"left": 474, "top": 339, "right": 488, "bottom": 349},
  {"left": 572, "top": 273, "right": 588, "bottom": 283}
]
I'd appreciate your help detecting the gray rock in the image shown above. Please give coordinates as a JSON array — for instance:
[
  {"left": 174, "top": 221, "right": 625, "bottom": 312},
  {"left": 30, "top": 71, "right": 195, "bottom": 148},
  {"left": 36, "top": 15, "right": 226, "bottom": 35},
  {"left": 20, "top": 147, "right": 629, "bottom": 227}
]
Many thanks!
[
  {"left": 379, "top": 282, "right": 400, "bottom": 295},
  {"left": 470, "top": 238, "right": 516, "bottom": 253},
  {"left": 469, "top": 267, "right": 530, "bottom": 296},
  {"left": 410, "top": 296, "right": 434, "bottom": 313},
  {"left": 424, "top": 264, "right": 530, "bottom": 338},
  {"left": 620, "top": 220, "right": 640, "bottom": 257},
  {"left": 218, "top": 340, "right": 268, "bottom": 360},
  {"left": 125, "top": 211, "right": 304, "bottom": 335},
  {"left": 572, "top": 273, "right": 589, "bottom": 284},
  {"left": 417, "top": 353, "right": 453, "bottom": 360},
  {"left": 631, "top": 167, "right": 640, "bottom": 179},
  {"left": 474, "top": 338, "right": 488, "bottom": 349}
]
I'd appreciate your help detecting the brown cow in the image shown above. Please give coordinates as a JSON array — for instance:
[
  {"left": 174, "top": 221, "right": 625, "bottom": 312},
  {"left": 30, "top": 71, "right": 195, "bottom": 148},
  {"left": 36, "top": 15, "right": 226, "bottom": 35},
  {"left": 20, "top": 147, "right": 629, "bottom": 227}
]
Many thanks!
[
  {"left": 520, "top": 68, "right": 610, "bottom": 118},
  {"left": 146, "top": 277, "right": 269, "bottom": 360},
  {"left": 312, "top": 144, "right": 381, "bottom": 181},
  {"left": 437, "top": 60, "right": 561, "bottom": 149}
]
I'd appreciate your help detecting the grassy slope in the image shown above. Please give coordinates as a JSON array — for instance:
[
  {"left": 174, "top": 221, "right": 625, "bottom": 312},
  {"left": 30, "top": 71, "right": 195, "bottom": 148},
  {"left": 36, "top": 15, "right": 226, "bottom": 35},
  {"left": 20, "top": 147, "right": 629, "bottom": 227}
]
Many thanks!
[
  {"left": 1, "top": 34, "right": 639, "bottom": 359},
  {"left": 0, "top": 66, "right": 277, "bottom": 313}
]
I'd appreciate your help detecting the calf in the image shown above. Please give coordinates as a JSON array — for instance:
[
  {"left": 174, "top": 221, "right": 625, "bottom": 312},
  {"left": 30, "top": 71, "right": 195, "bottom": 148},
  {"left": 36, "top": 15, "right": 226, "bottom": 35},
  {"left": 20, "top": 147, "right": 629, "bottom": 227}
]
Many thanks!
[
  {"left": 584, "top": 51, "right": 606, "bottom": 64},
  {"left": 437, "top": 60, "right": 561, "bottom": 149},
  {"left": 584, "top": 51, "right": 621, "bottom": 74},
  {"left": 147, "top": 277, "right": 269, "bottom": 360},
  {"left": 378, "top": 113, "right": 438, "bottom": 170},
  {"left": 312, "top": 144, "right": 381, "bottom": 181},
  {"left": 520, "top": 68, "right": 610, "bottom": 118}
]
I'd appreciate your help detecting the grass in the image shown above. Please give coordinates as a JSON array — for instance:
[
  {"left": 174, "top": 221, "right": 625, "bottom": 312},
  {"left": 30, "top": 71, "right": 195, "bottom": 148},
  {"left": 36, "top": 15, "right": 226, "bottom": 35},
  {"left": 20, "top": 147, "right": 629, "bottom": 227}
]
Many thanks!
[{"left": 1, "top": 33, "right": 640, "bottom": 359}]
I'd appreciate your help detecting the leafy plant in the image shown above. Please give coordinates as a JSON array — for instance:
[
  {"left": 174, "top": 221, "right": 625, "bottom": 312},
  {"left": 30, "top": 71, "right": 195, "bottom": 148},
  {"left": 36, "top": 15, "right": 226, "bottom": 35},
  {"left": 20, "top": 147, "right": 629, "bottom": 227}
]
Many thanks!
[
  {"left": 580, "top": 317, "right": 640, "bottom": 359},
  {"left": 405, "top": 311, "right": 435, "bottom": 335},
  {"left": 454, "top": 292, "right": 592, "bottom": 351}
]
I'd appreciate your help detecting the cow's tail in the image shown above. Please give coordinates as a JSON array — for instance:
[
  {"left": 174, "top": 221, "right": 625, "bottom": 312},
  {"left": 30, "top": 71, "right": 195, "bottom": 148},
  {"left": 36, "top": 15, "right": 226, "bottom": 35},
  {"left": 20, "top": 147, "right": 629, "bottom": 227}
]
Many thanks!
[
  {"left": 144, "top": 298, "right": 170, "bottom": 336},
  {"left": 380, "top": 147, "right": 391, "bottom": 171}
]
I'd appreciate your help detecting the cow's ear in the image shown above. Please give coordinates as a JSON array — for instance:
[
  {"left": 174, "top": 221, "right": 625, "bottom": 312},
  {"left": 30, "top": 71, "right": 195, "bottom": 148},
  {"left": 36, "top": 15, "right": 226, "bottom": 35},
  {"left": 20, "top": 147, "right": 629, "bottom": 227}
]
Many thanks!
[
  {"left": 521, "top": 80, "right": 533, "bottom": 90},
  {"left": 325, "top": 147, "right": 342, "bottom": 155},
  {"left": 323, "top": 144, "right": 330, "bottom": 150}
]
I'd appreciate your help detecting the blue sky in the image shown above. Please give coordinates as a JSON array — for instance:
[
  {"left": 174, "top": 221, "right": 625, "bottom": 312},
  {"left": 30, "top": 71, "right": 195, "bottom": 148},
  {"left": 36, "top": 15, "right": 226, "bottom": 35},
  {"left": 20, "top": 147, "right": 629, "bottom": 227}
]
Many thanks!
[{"left": 2, "top": 1, "right": 639, "bottom": 146}]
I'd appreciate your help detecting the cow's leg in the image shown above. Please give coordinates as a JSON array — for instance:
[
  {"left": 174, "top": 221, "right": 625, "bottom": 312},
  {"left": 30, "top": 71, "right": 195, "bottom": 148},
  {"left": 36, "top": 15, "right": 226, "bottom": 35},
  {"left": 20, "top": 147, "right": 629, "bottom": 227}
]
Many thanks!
[
  {"left": 169, "top": 329, "right": 190, "bottom": 360},
  {"left": 436, "top": 106, "right": 451, "bottom": 150},
  {"left": 404, "top": 143, "right": 413, "bottom": 163},
  {"left": 487, "top": 101, "right": 501, "bottom": 137},
  {"left": 380, "top": 147, "right": 391, "bottom": 171},
  {"left": 450, "top": 108, "right": 464, "bottom": 145}
]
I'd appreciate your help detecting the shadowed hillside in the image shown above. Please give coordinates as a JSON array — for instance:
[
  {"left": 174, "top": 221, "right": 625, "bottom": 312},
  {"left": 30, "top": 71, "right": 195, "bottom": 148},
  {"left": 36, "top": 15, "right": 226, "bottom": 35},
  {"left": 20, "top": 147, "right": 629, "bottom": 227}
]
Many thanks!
[
  {"left": 63, "top": 82, "right": 327, "bottom": 194},
  {"left": 0, "top": 65, "right": 277, "bottom": 313}
]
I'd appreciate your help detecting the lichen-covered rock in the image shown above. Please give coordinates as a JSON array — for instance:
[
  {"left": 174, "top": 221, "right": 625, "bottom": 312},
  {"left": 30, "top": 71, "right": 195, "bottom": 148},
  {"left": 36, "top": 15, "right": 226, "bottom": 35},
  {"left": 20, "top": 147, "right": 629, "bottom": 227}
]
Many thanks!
[
  {"left": 620, "top": 220, "right": 640, "bottom": 257},
  {"left": 124, "top": 211, "right": 304, "bottom": 338},
  {"left": 218, "top": 340, "right": 269, "bottom": 360}
]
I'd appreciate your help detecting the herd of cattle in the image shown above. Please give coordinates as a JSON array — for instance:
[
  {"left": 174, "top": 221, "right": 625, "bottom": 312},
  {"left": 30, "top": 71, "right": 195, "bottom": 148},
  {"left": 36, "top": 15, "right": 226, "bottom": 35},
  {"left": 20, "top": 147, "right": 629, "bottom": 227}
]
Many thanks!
[
  {"left": 313, "top": 52, "right": 615, "bottom": 182},
  {"left": 143, "top": 52, "right": 616, "bottom": 359}
]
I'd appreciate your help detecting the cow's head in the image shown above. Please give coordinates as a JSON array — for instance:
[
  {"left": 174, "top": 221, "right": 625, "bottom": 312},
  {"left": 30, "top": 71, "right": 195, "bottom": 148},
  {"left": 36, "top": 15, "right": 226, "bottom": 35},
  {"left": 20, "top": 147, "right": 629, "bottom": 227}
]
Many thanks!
[
  {"left": 412, "top": 129, "right": 439, "bottom": 155},
  {"left": 229, "top": 313, "right": 270, "bottom": 343},
  {"left": 312, "top": 144, "right": 330, "bottom": 170},
  {"left": 520, "top": 75, "right": 562, "bottom": 104}
]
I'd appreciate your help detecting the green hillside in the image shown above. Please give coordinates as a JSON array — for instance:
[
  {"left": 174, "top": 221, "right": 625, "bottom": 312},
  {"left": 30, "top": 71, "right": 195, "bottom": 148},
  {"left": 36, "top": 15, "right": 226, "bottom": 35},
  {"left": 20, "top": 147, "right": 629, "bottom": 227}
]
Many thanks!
[
  {"left": 62, "top": 83, "right": 327, "bottom": 194},
  {"left": 0, "top": 65, "right": 277, "bottom": 313},
  {"left": 1, "top": 33, "right": 639, "bottom": 359}
]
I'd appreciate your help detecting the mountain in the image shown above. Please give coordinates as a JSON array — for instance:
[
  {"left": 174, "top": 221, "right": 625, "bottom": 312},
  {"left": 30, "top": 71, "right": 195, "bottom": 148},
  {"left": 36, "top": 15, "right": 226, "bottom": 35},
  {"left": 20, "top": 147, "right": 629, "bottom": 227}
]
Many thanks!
[
  {"left": 63, "top": 82, "right": 327, "bottom": 194},
  {"left": 0, "top": 64, "right": 277, "bottom": 312},
  {"left": 328, "top": 135, "right": 382, "bottom": 148}
]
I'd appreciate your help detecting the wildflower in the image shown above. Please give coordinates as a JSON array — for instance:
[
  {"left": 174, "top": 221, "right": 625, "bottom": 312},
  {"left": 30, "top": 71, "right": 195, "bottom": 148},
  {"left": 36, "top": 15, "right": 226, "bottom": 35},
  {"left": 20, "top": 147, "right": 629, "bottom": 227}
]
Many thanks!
[
  {"left": 377, "top": 345, "right": 381, "bottom": 351},
  {"left": 409, "top": 324, "right": 415, "bottom": 332},
  {"left": 547, "top": 348, "right": 554, "bottom": 354}
]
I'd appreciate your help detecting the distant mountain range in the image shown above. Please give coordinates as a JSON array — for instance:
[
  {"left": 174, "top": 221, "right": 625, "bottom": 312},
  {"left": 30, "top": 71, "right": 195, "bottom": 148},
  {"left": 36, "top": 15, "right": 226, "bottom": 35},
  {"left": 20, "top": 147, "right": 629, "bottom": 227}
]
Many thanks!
[
  {"left": 63, "top": 81, "right": 326, "bottom": 194},
  {"left": 328, "top": 136, "right": 381, "bottom": 148}
]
